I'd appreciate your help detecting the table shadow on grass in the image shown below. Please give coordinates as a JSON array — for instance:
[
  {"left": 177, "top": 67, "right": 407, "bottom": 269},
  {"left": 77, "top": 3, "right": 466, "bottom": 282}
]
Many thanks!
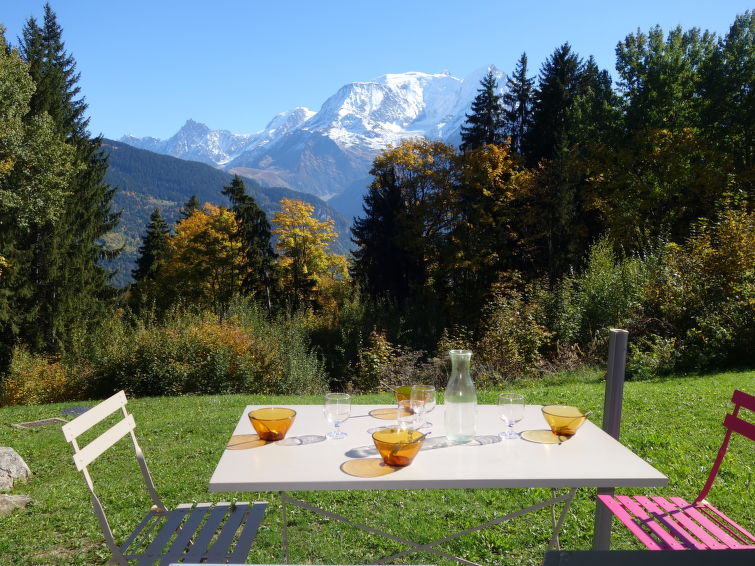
[{"left": 226, "top": 434, "right": 326, "bottom": 450}]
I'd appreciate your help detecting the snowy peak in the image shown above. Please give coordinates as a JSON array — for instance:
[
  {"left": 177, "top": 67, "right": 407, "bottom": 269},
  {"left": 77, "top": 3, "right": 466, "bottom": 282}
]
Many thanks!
[
  {"left": 177, "top": 118, "right": 210, "bottom": 135},
  {"left": 305, "top": 81, "right": 409, "bottom": 145},
  {"left": 264, "top": 107, "right": 315, "bottom": 137},
  {"left": 166, "top": 121, "right": 252, "bottom": 166},
  {"left": 296, "top": 71, "right": 473, "bottom": 150},
  {"left": 119, "top": 66, "right": 506, "bottom": 214},
  {"left": 121, "top": 68, "right": 503, "bottom": 161}
]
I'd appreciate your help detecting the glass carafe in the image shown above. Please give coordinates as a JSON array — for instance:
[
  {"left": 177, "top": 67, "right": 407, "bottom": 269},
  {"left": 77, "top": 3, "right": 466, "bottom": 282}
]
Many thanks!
[{"left": 444, "top": 349, "right": 477, "bottom": 443}]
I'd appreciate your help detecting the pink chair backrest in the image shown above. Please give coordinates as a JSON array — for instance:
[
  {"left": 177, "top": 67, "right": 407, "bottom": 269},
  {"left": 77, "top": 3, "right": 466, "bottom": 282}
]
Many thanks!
[{"left": 695, "top": 389, "right": 754, "bottom": 504}]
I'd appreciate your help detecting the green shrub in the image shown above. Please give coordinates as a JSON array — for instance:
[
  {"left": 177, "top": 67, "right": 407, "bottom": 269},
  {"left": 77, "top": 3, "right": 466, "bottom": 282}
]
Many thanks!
[
  {"left": 541, "top": 276, "right": 583, "bottom": 346},
  {"left": 0, "top": 348, "right": 82, "bottom": 406},
  {"left": 476, "top": 273, "right": 551, "bottom": 380},
  {"left": 572, "top": 237, "right": 649, "bottom": 344},
  {"left": 646, "top": 207, "right": 755, "bottom": 370},
  {"left": 62, "top": 300, "right": 328, "bottom": 400},
  {"left": 304, "top": 287, "right": 373, "bottom": 389},
  {"left": 354, "top": 330, "right": 394, "bottom": 392},
  {"left": 226, "top": 299, "right": 326, "bottom": 394},
  {"left": 435, "top": 326, "right": 474, "bottom": 356},
  {"left": 627, "top": 334, "right": 679, "bottom": 380}
]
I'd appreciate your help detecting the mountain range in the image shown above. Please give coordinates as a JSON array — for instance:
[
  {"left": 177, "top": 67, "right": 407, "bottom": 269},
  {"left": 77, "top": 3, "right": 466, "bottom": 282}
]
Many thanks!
[
  {"left": 102, "top": 139, "right": 351, "bottom": 288},
  {"left": 120, "top": 67, "right": 505, "bottom": 220}
]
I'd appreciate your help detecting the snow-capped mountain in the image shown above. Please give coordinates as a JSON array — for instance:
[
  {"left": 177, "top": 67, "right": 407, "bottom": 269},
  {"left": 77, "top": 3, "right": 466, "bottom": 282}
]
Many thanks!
[{"left": 120, "top": 66, "right": 504, "bottom": 219}]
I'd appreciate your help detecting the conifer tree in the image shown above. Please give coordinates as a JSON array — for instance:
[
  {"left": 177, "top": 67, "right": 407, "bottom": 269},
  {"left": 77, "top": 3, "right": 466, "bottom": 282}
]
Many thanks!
[
  {"left": 128, "top": 208, "right": 170, "bottom": 313},
  {"left": 0, "top": 27, "right": 77, "bottom": 373},
  {"left": 502, "top": 53, "right": 534, "bottom": 156},
  {"left": 524, "top": 43, "right": 584, "bottom": 166},
  {"left": 351, "top": 168, "right": 408, "bottom": 300},
  {"left": 18, "top": 4, "right": 119, "bottom": 352},
  {"left": 221, "top": 176, "right": 277, "bottom": 310},
  {"left": 460, "top": 69, "right": 505, "bottom": 151},
  {"left": 352, "top": 139, "right": 456, "bottom": 303},
  {"left": 181, "top": 194, "right": 201, "bottom": 219},
  {"left": 132, "top": 209, "right": 170, "bottom": 282}
]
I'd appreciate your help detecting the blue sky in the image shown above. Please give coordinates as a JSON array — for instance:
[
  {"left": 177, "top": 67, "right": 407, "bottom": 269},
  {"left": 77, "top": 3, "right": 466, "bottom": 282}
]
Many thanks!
[{"left": 2, "top": 1, "right": 752, "bottom": 140}]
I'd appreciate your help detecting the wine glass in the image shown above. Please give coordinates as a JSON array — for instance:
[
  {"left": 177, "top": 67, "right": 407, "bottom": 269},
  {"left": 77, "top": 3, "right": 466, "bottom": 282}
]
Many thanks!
[
  {"left": 324, "top": 393, "right": 350, "bottom": 439},
  {"left": 397, "top": 398, "right": 417, "bottom": 430},
  {"left": 411, "top": 385, "right": 436, "bottom": 428},
  {"left": 498, "top": 393, "right": 525, "bottom": 439}
]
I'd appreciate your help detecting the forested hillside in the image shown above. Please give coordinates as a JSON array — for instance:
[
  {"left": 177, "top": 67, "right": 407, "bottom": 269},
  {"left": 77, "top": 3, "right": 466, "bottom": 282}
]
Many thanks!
[
  {"left": 1, "top": 7, "right": 753, "bottom": 407},
  {"left": 103, "top": 139, "right": 352, "bottom": 287}
]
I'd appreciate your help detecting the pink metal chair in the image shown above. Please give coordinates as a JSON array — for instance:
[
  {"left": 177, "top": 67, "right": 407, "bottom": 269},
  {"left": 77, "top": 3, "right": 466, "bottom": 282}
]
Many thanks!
[
  {"left": 598, "top": 389, "right": 755, "bottom": 551},
  {"left": 63, "top": 390, "right": 267, "bottom": 565}
]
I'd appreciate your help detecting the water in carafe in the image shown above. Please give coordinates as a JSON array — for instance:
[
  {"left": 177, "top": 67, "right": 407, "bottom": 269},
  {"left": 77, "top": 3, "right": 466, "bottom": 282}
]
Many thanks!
[{"left": 444, "top": 350, "right": 476, "bottom": 443}]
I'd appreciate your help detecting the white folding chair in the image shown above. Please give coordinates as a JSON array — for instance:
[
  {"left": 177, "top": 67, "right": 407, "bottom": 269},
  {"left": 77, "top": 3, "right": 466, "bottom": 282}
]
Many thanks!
[{"left": 62, "top": 390, "right": 267, "bottom": 565}]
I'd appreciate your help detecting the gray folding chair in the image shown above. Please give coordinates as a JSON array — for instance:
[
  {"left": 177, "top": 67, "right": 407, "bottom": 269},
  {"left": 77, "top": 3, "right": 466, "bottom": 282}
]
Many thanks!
[{"left": 62, "top": 390, "right": 267, "bottom": 565}]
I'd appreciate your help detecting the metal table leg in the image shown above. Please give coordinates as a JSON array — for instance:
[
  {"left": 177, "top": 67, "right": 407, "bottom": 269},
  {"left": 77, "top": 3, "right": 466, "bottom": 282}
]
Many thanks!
[{"left": 279, "top": 488, "right": 578, "bottom": 566}]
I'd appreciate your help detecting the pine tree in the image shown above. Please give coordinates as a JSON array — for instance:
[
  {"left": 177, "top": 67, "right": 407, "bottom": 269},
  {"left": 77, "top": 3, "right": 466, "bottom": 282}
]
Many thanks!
[
  {"left": 18, "top": 4, "right": 119, "bottom": 352},
  {"left": 351, "top": 167, "right": 408, "bottom": 300},
  {"left": 221, "top": 176, "right": 277, "bottom": 310},
  {"left": 524, "top": 43, "right": 584, "bottom": 166},
  {"left": 132, "top": 209, "right": 170, "bottom": 282},
  {"left": 181, "top": 194, "right": 201, "bottom": 219},
  {"left": 0, "top": 27, "right": 77, "bottom": 373},
  {"left": 352, "top": 139, "right": 456, "bottom": 304},
  {"left": 460, "top": 69, "right": 505, "bottom": 151},
  {"left": 502, "top": 53, "right": 534, "bottom": 156},
  {"left": 128, "top": 208, "right": 170, "bottom": 314}
]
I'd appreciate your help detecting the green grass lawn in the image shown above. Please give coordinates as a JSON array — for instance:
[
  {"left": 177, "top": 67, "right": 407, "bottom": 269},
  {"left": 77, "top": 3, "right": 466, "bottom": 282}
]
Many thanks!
[{"left": 0, "top": 369, "right": 752, "bottom": 565}]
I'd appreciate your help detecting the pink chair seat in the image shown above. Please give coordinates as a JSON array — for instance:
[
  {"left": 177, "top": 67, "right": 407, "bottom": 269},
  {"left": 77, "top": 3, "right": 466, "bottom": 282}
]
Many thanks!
[
  {"left": 598, "top": 494, "right": 755, "bottom": 550},
  {"left": 599, "top": 389, "right": 754, "bottom": 552}
]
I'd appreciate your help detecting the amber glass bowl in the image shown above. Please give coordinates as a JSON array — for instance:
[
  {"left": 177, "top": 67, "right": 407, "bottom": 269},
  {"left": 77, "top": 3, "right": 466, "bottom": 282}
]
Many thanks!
[
  {"left": 248, "top": 407, "right": 296, "bottom": 441},
  {"left": 541, "top": 405, "right": 588, "bottom": 439},
  {"left": 372, "top": 427, "right": 425, "bottom": 467},
  {"left": 394, "top": 385, "right": 412, "bottom": 402}
]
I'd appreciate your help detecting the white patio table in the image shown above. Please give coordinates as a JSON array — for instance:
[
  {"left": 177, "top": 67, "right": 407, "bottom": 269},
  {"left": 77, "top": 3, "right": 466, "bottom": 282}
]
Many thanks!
[{"left": 209, "top": 404, "right": 667, "bottom": 565}]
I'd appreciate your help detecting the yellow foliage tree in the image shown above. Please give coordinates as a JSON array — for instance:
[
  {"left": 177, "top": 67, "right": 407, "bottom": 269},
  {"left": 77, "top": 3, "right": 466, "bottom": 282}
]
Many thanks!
[
  {"left": 443, "top": 143, "right": 524, "bottom": 323},
  {"left": 272, "top": 198, "right": 347, "bottom": 310},
  {"left": 159, "top": 203, "right": 244, "bottom": 314}
]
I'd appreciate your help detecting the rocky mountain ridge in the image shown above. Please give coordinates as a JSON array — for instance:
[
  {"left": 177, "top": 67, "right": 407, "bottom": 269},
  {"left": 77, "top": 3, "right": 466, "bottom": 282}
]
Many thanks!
[{"left": 121, "top": 67, "right": 505, "bottom": 220}]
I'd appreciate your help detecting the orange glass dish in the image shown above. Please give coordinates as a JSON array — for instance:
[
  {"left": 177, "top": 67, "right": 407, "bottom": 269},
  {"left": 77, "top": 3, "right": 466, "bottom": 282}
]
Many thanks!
[
  {"left": 372, "top": 427, "right": 425, "bottom": 467},
  {"left": 541, "top": 405, "right": 588, "bottom": 439},
  {"left": 248, "top": 407, "right": 296, "bottom": 441}
]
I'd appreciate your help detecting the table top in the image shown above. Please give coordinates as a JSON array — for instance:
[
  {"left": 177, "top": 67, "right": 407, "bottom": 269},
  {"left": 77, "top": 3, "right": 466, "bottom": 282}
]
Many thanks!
[{"left": 208, "top": 404, "right": 667, "bottom": 492}]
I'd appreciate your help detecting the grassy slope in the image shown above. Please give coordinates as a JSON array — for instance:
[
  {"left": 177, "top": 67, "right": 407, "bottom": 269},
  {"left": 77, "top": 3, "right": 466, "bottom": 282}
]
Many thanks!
[{"left": 0, "top": 370, "right": 752, "bottom": 565}]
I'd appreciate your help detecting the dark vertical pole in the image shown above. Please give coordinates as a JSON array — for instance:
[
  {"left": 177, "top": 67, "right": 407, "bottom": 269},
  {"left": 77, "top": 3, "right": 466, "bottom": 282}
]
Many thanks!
[
  {"left": 593, "top": 329, "right": 629, "bottom": 550},
  {"left": 280, "top": 491, "right": 288, "bottom": 563}
]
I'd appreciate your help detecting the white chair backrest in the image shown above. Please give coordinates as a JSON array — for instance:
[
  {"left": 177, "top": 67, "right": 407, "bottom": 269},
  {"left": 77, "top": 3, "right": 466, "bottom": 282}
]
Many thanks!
[
  {"left": 62, "top": 390, "right": 165, "bottom": 556},
  {"left": 62, "top": 390, "right": 134, "bottom": 470}
]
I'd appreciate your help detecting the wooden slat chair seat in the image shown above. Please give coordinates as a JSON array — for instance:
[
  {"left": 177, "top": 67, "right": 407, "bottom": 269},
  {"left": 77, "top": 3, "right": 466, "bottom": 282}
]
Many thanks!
[
  {"left": 62, "top": 390, "right": 267, "bottom": 565},
  {"left": 598, "top": 389, "right": 755, "bottom": 551}
]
